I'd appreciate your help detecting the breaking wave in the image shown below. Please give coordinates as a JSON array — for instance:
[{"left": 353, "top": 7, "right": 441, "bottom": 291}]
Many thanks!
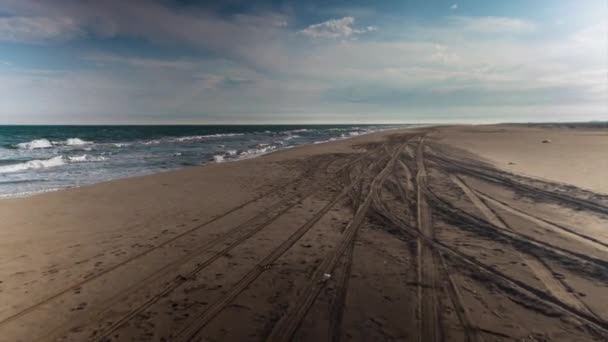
[
  {"left": 67, "top": 154, "right": 106, "bottom": 162},
  {"left": 0, "top": 156, "right": 65, "bottom": 173},
  {"left": 16, "top": 139, "right": 53, "bottom": 150},
  {"left": 172, "top": 133, "right": 244, "bottom": 142},
  {"left": 16, "top": 137, "right": 93, "bottom": 149},
  {"left": 0, "top": 154, "right": 107, "bottom": 173},
  {"left": 65, "top": 138, "right": 92, "bottom": 146}
]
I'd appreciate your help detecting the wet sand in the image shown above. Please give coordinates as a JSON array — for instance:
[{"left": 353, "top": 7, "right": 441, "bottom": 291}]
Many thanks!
[{"left": 0, "top": 125, "right": 607, "bottom": 341}]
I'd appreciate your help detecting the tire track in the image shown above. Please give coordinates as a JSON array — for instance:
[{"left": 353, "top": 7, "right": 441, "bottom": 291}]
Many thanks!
[
  {"left": 473, "top": 189, "right": 608, "bottom": 254},
  {"left": 429, "top": 187, "right": 608, "bottom": 272},
  {"left": 437, "top": 252, "right": 482, "bottom": 342},
  {"left": 449, "top": 174, "right": 598, "bottom": 318},
  {"left": 434, "top": 237, "right": 608, "bottom": 334},
  {"left": 415, "top": 137, "right": 441, "bottom": 342},
  {"left": 427, "top": 150, "right": 608, "bottom": 216},
  {"left": 327, "top": 243, "right": 354, "bottom": 342},
  {"left": 92, "top": 185, "right": 324, "bottom": 341},
  {"left": 8, "top": 153, "right": 364, "bottom": 340},
  {"left": 383, "top": 193, "right": 608, "bottom": 335},
  {"left": 171, "top": 163, "right": 373, "bottom": 342},
  {"left": 264, "top": 142, "right": 406, "bottom": 342},
  {"left": 171, "top": 145, "right": 393, "bottom": 342},
  {"left": 0, "top": 177, "right": 303, "bottom": 329}
]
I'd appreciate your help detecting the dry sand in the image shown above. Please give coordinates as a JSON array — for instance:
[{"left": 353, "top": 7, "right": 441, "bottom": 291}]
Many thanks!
[
  {"left": 0, "top": 125, "right": 607, "bottom": 341},
  {"left": 438, "top": 125, "right": 608, "bottom": 194}
]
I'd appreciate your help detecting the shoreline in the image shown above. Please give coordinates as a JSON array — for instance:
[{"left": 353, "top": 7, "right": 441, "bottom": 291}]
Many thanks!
[{"left": 0, "top": 125, "right": 421, "bottom": 200}]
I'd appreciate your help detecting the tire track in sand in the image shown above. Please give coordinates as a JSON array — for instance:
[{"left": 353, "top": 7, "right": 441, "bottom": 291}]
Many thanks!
[
  {"left": 89, "top": 188, "right": 319, "bottom": 341},
  {"left": 22, "top": 155, "right": 364, "bottom": 341},
  {"left": 473, "top": 189, "right": 608, "bottom": 254},
  {"left": 171, "top": 154, "right": 384, "bottom": 342},
  {"left": 437, "top": 252, "right": 482, "bottom": 342},
  {"left": 0, "top": 177, "right": 301, "bottom": 329},
  {"left": 449, "top": 175, "right": 598, "bottom": 318},
  {"left": 264, "top": 143, "right": 406, "bottom": 342},
  {"left": 415, "top": 137, "right": 441, "bottom": 342},
  {"left": 395, "top": 188, "right": 608, "bottom": 334}
]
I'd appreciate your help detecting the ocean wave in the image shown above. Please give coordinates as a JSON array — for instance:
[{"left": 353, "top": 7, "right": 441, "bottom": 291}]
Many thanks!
[
  {"left": 16, "top": 139, "right": 54, "bottom": 150},
  {"left": 172, "top": 133, "right": 244, "bottom": 142},
  {"left": 283, "top": 135, "right": 300, "bottom": 141},
  {"left": 0, "top": 153, "right": 107, "bottom": 173},
  {"left": 238, "top": 145, "right": 278, "bottom": 158},
  {"left": 213, "top": 155, "right": 225, "bottom": 162},
  {"left": 284, "top": 129, "right": 310, "bottom": 133},
  {"left": 113, "top": 143, "right": 132, "bottom": 148},
  {"left": 0, "top": 156, "right": 65, "bottom": 173},
  {"left": 67, "top": 154, "right": 106, "bottom": 162},
  {"left": 65, "top": 138, "right": 93, "bottom": 146},
  {"left": 16, "top": 137, "right": 93, "bottom": 150}
]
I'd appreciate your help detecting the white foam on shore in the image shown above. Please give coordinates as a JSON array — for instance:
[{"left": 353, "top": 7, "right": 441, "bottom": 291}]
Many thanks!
[
  {"left": 0, "top": 156, "right": 65, "bottom": 173},
  {"left": 213, "top": 155, "right": 225, "bottom": 162},
  {"left": 237, "top": 145, "right": 278, "bottom": 159},
  {"left": 68, "top": 155, "right": 106, "bottom": 162},
  {"left": 0, "top": 187, "right": 63, "bottom": 199}
]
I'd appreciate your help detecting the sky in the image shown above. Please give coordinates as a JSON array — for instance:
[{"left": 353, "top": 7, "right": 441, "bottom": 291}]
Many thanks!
[{"left": 0, "top": 0, "right": 606, "bottom": 124}]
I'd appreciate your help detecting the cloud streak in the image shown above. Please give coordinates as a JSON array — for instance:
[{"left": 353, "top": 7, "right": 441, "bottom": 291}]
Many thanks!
[
  {"left": 449, "top": 16, "right": 537, "bottom": 34},
  {"left": 0, "top": 15, "right": 83, "bottom": 43},
  {"left": 299, "top": 17, "right": 376, "bottom": 39}
]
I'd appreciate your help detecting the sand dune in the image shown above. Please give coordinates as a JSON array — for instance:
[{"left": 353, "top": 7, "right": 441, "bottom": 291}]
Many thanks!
[{"left": 0, "top": 125, "right": 607, "bottom": 341}]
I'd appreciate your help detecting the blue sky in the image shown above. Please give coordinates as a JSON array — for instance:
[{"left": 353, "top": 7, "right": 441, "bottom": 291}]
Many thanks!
[{"left": 0, "top": 0, "right": 606, "bottom": 124}]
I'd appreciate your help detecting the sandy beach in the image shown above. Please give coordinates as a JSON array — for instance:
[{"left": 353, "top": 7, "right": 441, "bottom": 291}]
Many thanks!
[{"left": 1, "top": 125, "right": 607, "bottom": 342}]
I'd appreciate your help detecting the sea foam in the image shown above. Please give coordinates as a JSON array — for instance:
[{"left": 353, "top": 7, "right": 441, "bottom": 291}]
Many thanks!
[
  {"left": 16, "top": 137, "right": 92, "bottom": 149},
  {"left": 68, "top": 155, "right": 106, "bottom": 162},
  {"left": 16, "top": 139, "right": 53, "bottom": 150},
  {"left": 65, "top": 138, "right": 92, "bottom": 146},
  {"left": 173, "top": 133, "right": 244, "bottom": 142},
  {"left": 0, "top": 156, "right": 65, "bottom": 173}
]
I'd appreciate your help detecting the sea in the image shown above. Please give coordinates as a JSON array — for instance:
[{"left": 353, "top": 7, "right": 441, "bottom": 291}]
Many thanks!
[{"left": 0, "top": 125, "right": 412, "bottom": 198}]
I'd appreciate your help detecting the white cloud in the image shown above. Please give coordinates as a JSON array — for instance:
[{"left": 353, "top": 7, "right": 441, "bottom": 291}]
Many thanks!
[
  {"left": 450, "top": 4, "right": 458, "bottom": 10},
  {"left": 449, "top": 16, "right": 537, "bottom": 34},
  {"left": 300, "top": 17, "right": 376, "bottom": 39},
  {"left": 0, "top": 16, "right": 83, "bottom": 43},
  {"left": 571, "top": 23, "right": 607, "bottom": 46},
  {"left": 86, "top": 54, "right": 196, "bottom": 70}
]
